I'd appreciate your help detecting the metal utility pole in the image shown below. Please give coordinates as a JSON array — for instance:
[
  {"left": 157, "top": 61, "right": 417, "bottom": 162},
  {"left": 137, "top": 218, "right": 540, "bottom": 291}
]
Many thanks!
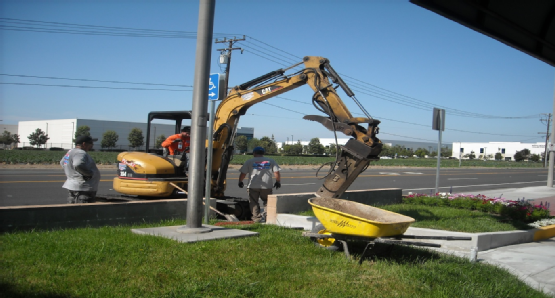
[
  {"left": 540, "top": 113, "right": 551, "bottom": 168},
  {"left": 179, "top": 0, "right": 216, "bottom": 233},
  {"left": 216, "top": 36, "right": 244, "bottom": 93},
  {"left": 432, "top": 108, "right": 445, "bottom": 195},
  {"left": 549, "top": 74, "right": 555, "bottom": 187}
]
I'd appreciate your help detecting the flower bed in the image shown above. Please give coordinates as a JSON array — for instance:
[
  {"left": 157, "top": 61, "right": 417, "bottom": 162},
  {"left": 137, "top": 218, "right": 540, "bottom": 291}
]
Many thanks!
[{"left": 403, "top": 192, "right": 552, "bottom": 223}]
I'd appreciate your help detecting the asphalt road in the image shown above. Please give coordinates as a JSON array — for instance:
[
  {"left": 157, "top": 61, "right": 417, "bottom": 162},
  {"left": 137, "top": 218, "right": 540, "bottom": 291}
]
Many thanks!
[{"left": 0, "top": 166, "right": 551, "bottom": 207}]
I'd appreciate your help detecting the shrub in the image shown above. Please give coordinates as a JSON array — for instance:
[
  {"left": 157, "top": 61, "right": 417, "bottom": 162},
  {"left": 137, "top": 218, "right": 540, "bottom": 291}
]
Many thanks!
[{"left": 404, "top": 192, "right": 551, "bottom": 223}]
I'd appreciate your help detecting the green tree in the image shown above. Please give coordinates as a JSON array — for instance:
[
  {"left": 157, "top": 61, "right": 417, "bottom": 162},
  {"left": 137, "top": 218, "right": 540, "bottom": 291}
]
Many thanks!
[
  {"left": 514, "top": 148, "right": 531, "bottom": 162},
  {"left": 290, "top": 141, "right": 303, "bottom": 155},
  {"left": 0, "top": 131, "right": 19, "bottom": 148},
  {"left": 128, "top": 128, "right": 144, "bottom": 149},
  {"left": 258, "top": 136, "right": 278, "bottom": 154},
  {"left": 101, "top": 130, "right": 119, "bottom": 149},
  {"left": 0, "top": 131, "right": 11, "bottom": 145},
  {"left": 464, "top": 151, "right": 476, "bottom": 160},
  {"left": 74, "top": 125, "right": 91, "bottom": 142},
  {"left": 247, "top": 137, "right": 260, "bottom": 153},
  {"left": 441, "top": 147, "right": 452, "bottom": 158},
  {"left": 282, "top": 144, "right": 291, "bottom": 154},
  {"left": 235, "top": 135, "right": 248, "bottom": 153},
  {"left": 495, "top": 152, "right": 503, "bottom": 161},
  {"left": 28, "top": 128, "right": 49, "bottom": 148},
  {"left": 282, "top": 141, "right": 303, "bottom": 155},
  {"left": 380, "top": 144, "right": 393, "bottom": 158},
  {"left": 155, "top": 134, "right": 166, "bottom": 149},
  {"left": 307, "top": 138, "right": 325, "bottom": 155},
  {"left": 12, "top": 133, "right": 20, "bottom": 144},
  {"left": 386, "top": 145, "right": 413, "bottom": 158},
  {"left": 414, "top": 148, "right": 429, "bottom": 158},
  {"left": 530, "top": 153, "right": 541, "bottom": 162},
  {"left": 327, "top": 143, "right": 339, "bottom": 156}
]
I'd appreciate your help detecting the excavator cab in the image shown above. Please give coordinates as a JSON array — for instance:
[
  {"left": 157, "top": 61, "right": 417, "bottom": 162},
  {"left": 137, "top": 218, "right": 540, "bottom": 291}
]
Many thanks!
[{"left": 144, "top": 111, "right": 193, "bottom": 155}]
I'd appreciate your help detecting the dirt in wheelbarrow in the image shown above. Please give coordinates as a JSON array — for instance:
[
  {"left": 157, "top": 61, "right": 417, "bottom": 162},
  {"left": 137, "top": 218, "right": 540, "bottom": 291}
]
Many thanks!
[{"left": 312, "top": 197, "right": 414, "bottom": 223}]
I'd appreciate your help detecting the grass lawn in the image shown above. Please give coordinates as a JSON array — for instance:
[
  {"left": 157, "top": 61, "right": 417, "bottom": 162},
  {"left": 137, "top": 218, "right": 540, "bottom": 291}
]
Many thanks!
[
  {"left": 1, "top": 220, "right": 550, "bottom": 298},
  {"left": 299, "top": 204, "right": 534, "bottom": 233}
]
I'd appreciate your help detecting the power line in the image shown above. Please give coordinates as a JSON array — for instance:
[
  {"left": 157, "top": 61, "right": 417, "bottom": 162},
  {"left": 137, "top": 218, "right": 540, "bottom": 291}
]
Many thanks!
[
  {"left": 2, "top": 18, "right": 543, "bottom": 120},
  {"left": 0, "top": 17, "right": 239, "bottom": 39},
  {"left": 378, "top": 132, "right": 436, "bottom": 142},
  {"left": 0, "top": 74, "right": 192, "bottom": 87},
  {"left": 2, "top": 73, "right": 538, "bottom": 139},
  {"left": 0, "top": 82, "right": 191, "bottom": 91},
  {"left": 262, "top": 98, "right": 539, "bottom": 141},
  {"left": 237, "top": 36, "right": 541, "bottom": 120},
  {"left": 275, "top": 96, "right": 538, "bottom": 138},
  {"left": 242, "top": 49, "right": 290, "bottom": 67},
  {"left": 340, "top": 73, "right": 539, "bottom": 120},
  {"left": 238, "top": 40, "right": 300, "bottom": 65},
  {"left": 245, "top": 35, "right": 302, "bottom": 60},
  {"left": 238, "top": 43, "right": 300, "bottom": 66},
  {"left": 3, "top": 18, "right": 544, "bottom": 135}
]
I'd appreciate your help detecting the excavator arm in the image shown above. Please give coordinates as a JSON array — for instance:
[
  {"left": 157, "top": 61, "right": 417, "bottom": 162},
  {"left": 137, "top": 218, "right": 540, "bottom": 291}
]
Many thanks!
[{"left": 210, "top": 56, "right": 382, "bottom": 199}]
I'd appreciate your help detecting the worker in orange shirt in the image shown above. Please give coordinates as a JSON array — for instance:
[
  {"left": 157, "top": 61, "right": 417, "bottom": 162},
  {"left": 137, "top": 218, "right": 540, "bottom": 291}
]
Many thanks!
[{"left": 161, "top": 126, "right": 191, "bottom": 174}]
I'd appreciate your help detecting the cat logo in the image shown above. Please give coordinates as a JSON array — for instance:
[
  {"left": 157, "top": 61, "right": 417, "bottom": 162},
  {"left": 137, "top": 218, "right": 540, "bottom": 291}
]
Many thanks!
[{"left": 255, "top": 85, "right": 283, "bottom": 96}]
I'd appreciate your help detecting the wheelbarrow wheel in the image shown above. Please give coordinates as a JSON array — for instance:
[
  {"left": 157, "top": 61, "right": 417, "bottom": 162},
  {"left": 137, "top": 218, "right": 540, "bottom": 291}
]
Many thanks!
[{"left": 310, "top": 224, "right": 342, "bottom": 251}]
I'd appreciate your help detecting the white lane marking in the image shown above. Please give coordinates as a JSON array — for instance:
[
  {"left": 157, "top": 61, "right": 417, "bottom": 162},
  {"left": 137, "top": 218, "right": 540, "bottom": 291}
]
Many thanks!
[
  {"left": 284, "top": 183, "right": 316, "bottom": 186},
  {"left": 404, "top": 180, "right": 545, "bottom": 192},
  {"left": 403, "top": 172, "right": 423, "bottom": 175},
  {"left": 447, "top": 178, "right": 478, "bottom": 180},
  {"left": 379, "top": 172, "right": 400, "bottom": 175}
]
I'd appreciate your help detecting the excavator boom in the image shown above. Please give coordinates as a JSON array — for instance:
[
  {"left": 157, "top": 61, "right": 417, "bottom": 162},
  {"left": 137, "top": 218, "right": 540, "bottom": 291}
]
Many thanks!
[{"left": 210, "top": 56, "right": 382, "bottom": 199}]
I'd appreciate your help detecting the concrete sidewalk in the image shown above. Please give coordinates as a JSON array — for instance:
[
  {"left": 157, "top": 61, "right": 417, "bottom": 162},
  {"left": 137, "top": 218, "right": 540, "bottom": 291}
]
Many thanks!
[
  {"left": 478, "top": 238, "right": 555, "bottom": 296},
  {"left": 468, "top": 186, "right": 555, "bottom": 296}
]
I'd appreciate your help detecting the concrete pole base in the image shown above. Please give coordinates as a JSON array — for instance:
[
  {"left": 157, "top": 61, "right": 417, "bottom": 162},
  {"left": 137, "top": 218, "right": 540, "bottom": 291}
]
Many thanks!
[{"left": 176, "top": 226, "right": 213, "bottom": 234}]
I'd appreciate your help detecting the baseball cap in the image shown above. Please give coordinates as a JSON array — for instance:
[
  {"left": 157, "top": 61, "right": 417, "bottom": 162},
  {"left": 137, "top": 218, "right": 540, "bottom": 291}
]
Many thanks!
[
  {"left": 75, "top": 135, "right": 98, "bottom": 144},
  {"left": 181, "top": 126, "right": 191, "bottom": 132},
  {"left": 253, "top": 146, "right": 265, "bottom": 154}
]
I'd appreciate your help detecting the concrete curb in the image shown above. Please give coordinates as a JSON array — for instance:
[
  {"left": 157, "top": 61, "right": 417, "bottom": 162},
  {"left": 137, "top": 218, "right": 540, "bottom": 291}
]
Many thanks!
[
  {"left": 534, "top": 224, "right": 555, "bottom": 241},
  {"left": 0, "top": 199, "right": 218, "bottom": 233},
  {"left": 273, "top": 214, "right": 555, "bottom": 252}
]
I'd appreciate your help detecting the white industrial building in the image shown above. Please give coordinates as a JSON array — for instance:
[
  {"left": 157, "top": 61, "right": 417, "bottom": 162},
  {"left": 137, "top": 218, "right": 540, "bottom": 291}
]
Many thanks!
[
  {"left": 17, "top": 119, "right": 254, "bottom": 150},
  {"left": 452, "top": 142, "right": 546, "bottom": 161}
]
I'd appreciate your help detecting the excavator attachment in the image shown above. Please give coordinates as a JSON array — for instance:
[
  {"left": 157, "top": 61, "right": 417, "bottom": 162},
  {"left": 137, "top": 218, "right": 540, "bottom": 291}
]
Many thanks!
[{"left": 315, "top": 139, "right": 381, "bottom": 199}]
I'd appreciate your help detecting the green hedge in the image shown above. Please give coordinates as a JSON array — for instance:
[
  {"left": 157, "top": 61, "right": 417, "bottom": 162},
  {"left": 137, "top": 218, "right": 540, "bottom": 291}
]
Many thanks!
[
  {"left": 0, "top": 150, "right": 119, "bottom": 165},
  {"left": 0, "top": 150, "right": 548, "bottom": 168}
]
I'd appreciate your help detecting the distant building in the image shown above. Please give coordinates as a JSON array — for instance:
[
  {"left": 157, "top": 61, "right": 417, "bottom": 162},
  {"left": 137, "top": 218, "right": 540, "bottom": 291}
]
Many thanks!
[
  {"left": 452, "top": 142, "right": 545, "bottom": 161},
  {"left": 236, "top": 127, "right": 254, "bottom": 140},
  {"left": 18, "top": 119, "right": 254, "bottom": 150}
]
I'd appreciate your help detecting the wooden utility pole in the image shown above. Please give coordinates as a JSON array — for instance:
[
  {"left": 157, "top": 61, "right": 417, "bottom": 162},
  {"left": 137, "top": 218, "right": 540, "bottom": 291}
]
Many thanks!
[{"left": 216, "top": 36, "right": 245, "bottom": 93}]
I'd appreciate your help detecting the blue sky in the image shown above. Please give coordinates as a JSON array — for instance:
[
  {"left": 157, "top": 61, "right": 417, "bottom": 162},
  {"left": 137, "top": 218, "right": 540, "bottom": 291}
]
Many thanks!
[{"left": 1, "top": 0, "right": 554, "bottom": 145}]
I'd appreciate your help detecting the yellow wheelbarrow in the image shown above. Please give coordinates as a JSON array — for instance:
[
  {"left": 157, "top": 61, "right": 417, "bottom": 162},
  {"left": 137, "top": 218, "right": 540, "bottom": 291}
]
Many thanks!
[{"left": 303, "top": 197, "right": 471, "bottom": 264}]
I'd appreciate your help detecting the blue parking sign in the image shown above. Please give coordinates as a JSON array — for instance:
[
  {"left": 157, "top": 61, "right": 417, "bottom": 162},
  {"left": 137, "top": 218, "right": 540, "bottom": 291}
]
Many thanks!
[{"left": 208, "top": 73, "right": 220, "bottom": 100}]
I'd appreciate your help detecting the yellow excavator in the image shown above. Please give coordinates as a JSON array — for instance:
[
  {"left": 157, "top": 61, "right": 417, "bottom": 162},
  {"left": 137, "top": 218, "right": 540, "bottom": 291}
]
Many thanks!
[
  {"left": 114, "top": 111, "right": 194, "bottom": 197},
  {"left": 111, "top": 56, "right": 383, "bottom": 216}
]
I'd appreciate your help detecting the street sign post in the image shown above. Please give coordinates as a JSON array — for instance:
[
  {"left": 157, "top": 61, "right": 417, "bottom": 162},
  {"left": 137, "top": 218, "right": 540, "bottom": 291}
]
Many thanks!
[
  {"left": 205, "top": 73, "right": 224, "bottom": 222},
  {"left": 208, "top": 73, "right": 220, "bottom": 100},
  {"left": 432, "top": 108, "right": 446, "bottom": 194}
]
